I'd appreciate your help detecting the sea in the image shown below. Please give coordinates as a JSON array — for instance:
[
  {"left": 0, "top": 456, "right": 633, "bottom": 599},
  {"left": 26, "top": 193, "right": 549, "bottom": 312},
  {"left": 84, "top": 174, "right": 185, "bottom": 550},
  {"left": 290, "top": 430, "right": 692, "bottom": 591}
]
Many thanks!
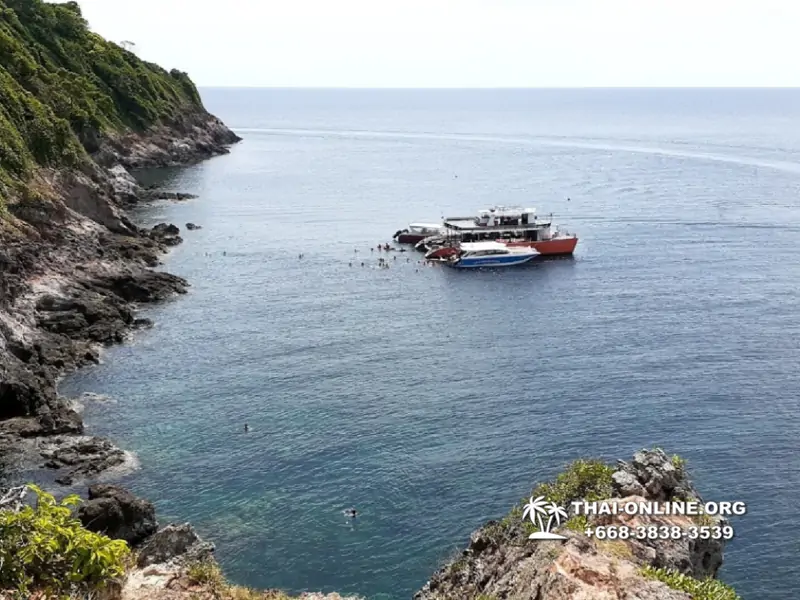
[{"left": 59, "top": 89, "right": 800, "bottom": 600}]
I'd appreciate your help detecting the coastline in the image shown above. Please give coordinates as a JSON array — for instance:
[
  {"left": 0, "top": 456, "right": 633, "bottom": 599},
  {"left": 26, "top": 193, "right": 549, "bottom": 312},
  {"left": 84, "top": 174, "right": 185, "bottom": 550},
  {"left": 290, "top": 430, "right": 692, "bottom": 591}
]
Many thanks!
[
  {"left": 0, "top": 116, "right": 745, "bottom": 600},
  {"left": 0, "top": 110, "right": 241, "bottom": 489}
]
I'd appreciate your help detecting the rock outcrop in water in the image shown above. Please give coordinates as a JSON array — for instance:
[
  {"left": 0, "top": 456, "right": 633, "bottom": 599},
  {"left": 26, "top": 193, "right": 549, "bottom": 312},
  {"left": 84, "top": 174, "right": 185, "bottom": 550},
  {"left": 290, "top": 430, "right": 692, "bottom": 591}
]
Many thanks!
[
  {"left": 78, "top": 484, "right": 158, "bottom": 545},
  {"left": 414, "top": 449, "right": 739, "bottom": 600},
  {"left": 0, "top": 0, "right": 239, "bottom": 486}
]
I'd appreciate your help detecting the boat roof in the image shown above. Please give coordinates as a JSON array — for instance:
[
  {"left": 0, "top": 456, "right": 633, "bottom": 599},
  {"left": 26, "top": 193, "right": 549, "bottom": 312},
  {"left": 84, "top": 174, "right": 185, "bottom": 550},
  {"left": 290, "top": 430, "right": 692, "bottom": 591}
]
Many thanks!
[
  {"left": 409, "top": 222, "right": 442, "bottom": 229},
  {"left": 460, "top": 241, "right": 509, "bottom": 251},
  {"left": 478, "top": 206, "right": 536, "bottom": 216}
]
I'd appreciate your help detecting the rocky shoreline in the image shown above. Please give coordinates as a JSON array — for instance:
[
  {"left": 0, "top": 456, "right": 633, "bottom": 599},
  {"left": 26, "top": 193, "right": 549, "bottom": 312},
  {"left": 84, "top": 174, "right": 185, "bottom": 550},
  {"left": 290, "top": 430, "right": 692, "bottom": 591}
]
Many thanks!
[
  {"left": 0, "top": 109, "right": 240, "bottom": 488},
  {"left": 0, "top": 448, "right": 738, "bottom": 599}
]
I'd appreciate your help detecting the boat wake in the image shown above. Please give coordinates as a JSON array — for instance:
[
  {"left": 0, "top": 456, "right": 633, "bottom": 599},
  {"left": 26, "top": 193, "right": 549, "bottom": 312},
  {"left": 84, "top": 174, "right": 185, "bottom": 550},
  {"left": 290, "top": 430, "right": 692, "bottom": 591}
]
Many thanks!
[{"left": 234, "top": 127, "right": 800, "bottom": 175}]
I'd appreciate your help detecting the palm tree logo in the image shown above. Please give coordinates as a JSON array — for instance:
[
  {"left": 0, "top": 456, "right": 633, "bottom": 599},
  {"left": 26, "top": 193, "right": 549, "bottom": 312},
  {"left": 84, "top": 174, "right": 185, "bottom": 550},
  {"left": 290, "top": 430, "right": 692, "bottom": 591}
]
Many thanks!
[{"left": 522, "top": 496, "right": 568, "bottom": 540}]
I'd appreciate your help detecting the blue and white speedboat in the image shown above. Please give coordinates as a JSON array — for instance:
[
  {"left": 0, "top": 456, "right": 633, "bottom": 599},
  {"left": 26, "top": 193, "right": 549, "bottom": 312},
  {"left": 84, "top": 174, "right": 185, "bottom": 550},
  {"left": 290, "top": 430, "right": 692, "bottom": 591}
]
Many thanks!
[{"left": 445, "top": 241, "right": 538, "bottom": 268}]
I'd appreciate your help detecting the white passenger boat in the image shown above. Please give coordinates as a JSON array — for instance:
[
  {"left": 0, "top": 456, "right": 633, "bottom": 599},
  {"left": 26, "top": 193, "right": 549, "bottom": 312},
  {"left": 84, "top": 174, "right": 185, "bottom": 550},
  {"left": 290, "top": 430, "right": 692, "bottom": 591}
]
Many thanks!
[{"left": 445, "top": 241, "right": 539, "bottom": 268}]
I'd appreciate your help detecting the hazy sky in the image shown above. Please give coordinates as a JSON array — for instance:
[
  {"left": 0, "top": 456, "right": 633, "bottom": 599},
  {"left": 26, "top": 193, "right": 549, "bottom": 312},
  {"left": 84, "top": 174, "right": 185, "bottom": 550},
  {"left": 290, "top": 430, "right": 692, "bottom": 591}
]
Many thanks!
[{"left": 74, "top": 0, "right": 799, "bottom": 88}]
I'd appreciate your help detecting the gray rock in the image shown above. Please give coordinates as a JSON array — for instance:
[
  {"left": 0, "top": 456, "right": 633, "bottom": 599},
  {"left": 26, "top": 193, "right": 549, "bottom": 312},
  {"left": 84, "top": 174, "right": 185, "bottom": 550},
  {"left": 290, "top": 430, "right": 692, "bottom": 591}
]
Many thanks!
[
  {"left": 78, "top": 485, "right": 157, "bottom": 545},
  {"left": 611, "top": 470, "right": 647, "bottom": 497},
  {"left": 39, "top": 435, "right": 126, "bottom": 482},
  {"left": 611, "top": 448, "right": 697, "bottom": 502},
  {"left": 107, "top": 165, "right": 142, "bottom": 202},
  {"left": 92, "top": 271, "right": 188, "bottom": 303},
  {"left": 148, "top": 223, "right": 183, "bottom": 246},
  {"left": 136, "top": 523, "right": 215, "bottom": 567},
  {"left": 142, "top": 191, "right": 199, "bottom": 202},
  {"left": 132, "top": 318, "right": 154, "bottom": 329}
]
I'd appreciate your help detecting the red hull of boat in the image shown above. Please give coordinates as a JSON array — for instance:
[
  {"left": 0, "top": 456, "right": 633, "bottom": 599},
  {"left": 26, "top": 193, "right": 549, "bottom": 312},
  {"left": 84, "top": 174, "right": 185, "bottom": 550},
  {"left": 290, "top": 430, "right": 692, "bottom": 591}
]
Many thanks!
[
  {"left": 396, "top": 233, "right": 429, "bottom": 244},
  {"left": 506, "top": 237, "right": 578, "bottom": 256},
  {"left": 425, "top": 237, "right": 578, "bottom": 260}
]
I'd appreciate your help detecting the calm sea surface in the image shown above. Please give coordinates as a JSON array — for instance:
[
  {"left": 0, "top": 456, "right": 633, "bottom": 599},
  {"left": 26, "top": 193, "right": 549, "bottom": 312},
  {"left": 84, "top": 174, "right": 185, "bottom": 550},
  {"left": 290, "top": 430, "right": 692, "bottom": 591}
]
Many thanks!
[{"left": 61, "top": 89, "right": 800, "bottom": 599}]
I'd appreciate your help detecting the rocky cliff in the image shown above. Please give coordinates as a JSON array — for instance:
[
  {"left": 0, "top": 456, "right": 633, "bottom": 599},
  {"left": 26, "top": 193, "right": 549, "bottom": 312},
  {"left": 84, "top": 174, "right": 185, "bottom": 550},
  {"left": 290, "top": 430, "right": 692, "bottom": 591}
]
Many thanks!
[
  {"left": 415, "top": 449, "right": 740, "bottom": 600},
  {"left": 0, "top": 0, "right": 240, "bottom": 485}
]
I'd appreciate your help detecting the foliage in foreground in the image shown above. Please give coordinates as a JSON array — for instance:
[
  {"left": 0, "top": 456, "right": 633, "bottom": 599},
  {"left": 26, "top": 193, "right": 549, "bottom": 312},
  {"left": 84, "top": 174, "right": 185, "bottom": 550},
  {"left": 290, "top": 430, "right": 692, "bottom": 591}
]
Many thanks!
[
  {"left": 187, "top": 559, "right": 358, "bottom": 600},
  {"left": 0, "top": 484, "right": 129, "bottom": 598},
  {"left": 640, "top": 566, "right": 741, "bottom": 600},
  {"left": 0, "top": 0, "right": 206, "bottom": 199}
]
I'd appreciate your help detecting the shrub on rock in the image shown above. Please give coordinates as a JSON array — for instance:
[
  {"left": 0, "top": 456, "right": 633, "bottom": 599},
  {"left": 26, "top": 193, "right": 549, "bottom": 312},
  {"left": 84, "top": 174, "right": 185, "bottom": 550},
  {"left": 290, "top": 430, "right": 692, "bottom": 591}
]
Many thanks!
[{"left": 0, "top": 484, "right": 129, "bottom": 597}]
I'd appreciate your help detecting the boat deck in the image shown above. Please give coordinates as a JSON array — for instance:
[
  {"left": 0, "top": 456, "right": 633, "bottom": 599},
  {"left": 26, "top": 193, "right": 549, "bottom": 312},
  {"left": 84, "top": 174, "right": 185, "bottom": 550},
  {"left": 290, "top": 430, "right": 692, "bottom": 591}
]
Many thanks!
[{"left": 444, "top": 219, "right": 553, "bottom": 231}]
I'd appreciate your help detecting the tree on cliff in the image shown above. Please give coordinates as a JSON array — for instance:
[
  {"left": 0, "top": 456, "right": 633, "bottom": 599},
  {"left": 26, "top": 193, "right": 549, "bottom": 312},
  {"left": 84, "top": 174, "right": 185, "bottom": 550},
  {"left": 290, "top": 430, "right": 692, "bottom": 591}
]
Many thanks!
[{"left": 0, "top": 0, "right": 209, "bottom": 204}]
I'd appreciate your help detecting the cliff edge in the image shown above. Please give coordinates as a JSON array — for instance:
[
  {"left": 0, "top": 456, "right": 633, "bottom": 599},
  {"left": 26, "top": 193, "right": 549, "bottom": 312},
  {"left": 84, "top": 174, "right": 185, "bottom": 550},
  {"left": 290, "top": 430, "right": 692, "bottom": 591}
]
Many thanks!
[
  {"left": 414, "top": 448, "right": 740, "bottom": 600},
  {"left": 0, "top": 0, "right": 239, "bottom": 484}
]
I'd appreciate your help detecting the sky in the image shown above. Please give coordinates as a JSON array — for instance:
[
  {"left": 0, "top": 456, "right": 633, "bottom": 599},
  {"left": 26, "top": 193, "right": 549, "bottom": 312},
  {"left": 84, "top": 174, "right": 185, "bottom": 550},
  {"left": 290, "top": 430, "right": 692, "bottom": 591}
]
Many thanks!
[{"left": 73, "top": 0, "right": 800, "bottom": 88}]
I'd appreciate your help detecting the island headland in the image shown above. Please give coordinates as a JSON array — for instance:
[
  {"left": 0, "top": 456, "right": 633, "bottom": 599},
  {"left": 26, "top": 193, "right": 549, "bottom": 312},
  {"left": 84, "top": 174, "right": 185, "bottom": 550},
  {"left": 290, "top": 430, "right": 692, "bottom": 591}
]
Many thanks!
[
  {"left": 0, "top": 0, "right": 239, "bottom": 484},
  {"left": 0, "top": 2, "right": 742, "bottom": 599}
]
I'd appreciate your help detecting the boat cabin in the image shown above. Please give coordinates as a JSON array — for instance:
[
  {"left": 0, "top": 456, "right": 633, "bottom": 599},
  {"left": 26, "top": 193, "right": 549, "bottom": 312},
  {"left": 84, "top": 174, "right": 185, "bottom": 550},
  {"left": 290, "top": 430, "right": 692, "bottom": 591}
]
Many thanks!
[
  {"left": 458, "top": 241, "right": 512, "bottom": 256},
  {"left": 475, "top": 206, "right": 537, "bottom": 227},
  {"left": 408, "top": 223, "right": 443, "bottom": 234},
  {"left": 443, "top": 206, "right": 549, "bottom": 235}
]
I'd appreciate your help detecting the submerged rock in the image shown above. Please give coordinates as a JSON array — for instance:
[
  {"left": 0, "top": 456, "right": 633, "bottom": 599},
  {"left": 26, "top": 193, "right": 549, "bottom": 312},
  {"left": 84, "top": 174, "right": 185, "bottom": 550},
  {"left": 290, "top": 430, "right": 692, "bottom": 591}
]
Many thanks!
[
  {"left": 142, "top": 190, "right": 199, "bottom": 201},
  {"left": 78, "top": 484, "right": 157, "bottom": 545},
  {"left": 185, "top": 222, "right": 202, "bottom": 230}
]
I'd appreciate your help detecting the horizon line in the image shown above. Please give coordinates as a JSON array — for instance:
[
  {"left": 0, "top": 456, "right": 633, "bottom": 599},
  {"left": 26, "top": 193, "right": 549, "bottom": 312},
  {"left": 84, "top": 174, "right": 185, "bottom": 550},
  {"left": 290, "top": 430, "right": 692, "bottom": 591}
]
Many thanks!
[{"left": 196, "top": 85, "right": 800, "bottom": 90}]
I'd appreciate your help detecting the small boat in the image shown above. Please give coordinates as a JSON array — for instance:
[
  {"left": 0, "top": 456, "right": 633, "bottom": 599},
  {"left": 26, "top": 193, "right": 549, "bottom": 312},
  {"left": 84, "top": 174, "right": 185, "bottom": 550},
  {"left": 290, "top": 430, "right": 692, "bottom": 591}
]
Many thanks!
[
  {"left": 444, "top": 241, "right": 539, "bottom": 268},
  {"left": 393, "top": 223, "right": 444, "bottom": 245}
]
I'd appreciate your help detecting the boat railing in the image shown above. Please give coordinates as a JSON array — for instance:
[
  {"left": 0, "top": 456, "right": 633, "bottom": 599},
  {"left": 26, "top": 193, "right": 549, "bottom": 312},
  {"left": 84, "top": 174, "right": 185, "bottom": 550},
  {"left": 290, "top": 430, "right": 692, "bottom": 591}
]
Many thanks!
[
  {"left": 443, "top": 221, "right": 554, "bottom": 231},
  {"left": 443, "top": 214, "right": 555, "bottom": 229}
]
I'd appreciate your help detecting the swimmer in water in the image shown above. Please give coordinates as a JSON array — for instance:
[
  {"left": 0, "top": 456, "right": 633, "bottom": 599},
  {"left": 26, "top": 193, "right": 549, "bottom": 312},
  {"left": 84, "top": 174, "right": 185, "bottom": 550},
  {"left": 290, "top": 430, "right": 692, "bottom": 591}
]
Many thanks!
[
  {"left": 347, "top": 508, "right": 358, "bottom": 518},
  {"left": 244, "top": 423, "right": 249, "bottom": 432}
]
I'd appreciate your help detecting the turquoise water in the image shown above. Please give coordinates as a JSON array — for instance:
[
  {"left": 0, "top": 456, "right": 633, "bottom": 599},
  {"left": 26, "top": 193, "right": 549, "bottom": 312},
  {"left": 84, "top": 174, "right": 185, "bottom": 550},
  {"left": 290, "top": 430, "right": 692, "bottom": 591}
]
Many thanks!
[{"left": 61, "top": 89, "right": 800, "bottom": 599}]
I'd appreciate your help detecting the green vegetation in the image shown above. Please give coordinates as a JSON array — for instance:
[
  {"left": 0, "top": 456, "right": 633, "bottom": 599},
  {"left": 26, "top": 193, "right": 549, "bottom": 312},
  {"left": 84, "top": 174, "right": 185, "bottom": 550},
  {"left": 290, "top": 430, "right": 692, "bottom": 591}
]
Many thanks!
[
  {"left": 187, "top": 559, "right": 227, "bottom": 590},
  {"left": 692, "top": 511, "right": 715, "bottom": 527},
  {"left": 0, "top": 0, "right": 206, "bottom": 201},
  {"left": 563, "top": 514, "right": 589, "bottom": 532},
  {"left": 671, "top": 453, "right": 687, "bottom": 473},
  {"left": 0, "top": 484, "right": 129, "bottom": 598},
  {"left": 489, "top": 458, "right": 614, "bottom": 540},
  {"left": 641, "top": 566, "right": 741, "bottom": 600},
  {"left": 532, "top": 459, "right": 615, "bottom": 506}
]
